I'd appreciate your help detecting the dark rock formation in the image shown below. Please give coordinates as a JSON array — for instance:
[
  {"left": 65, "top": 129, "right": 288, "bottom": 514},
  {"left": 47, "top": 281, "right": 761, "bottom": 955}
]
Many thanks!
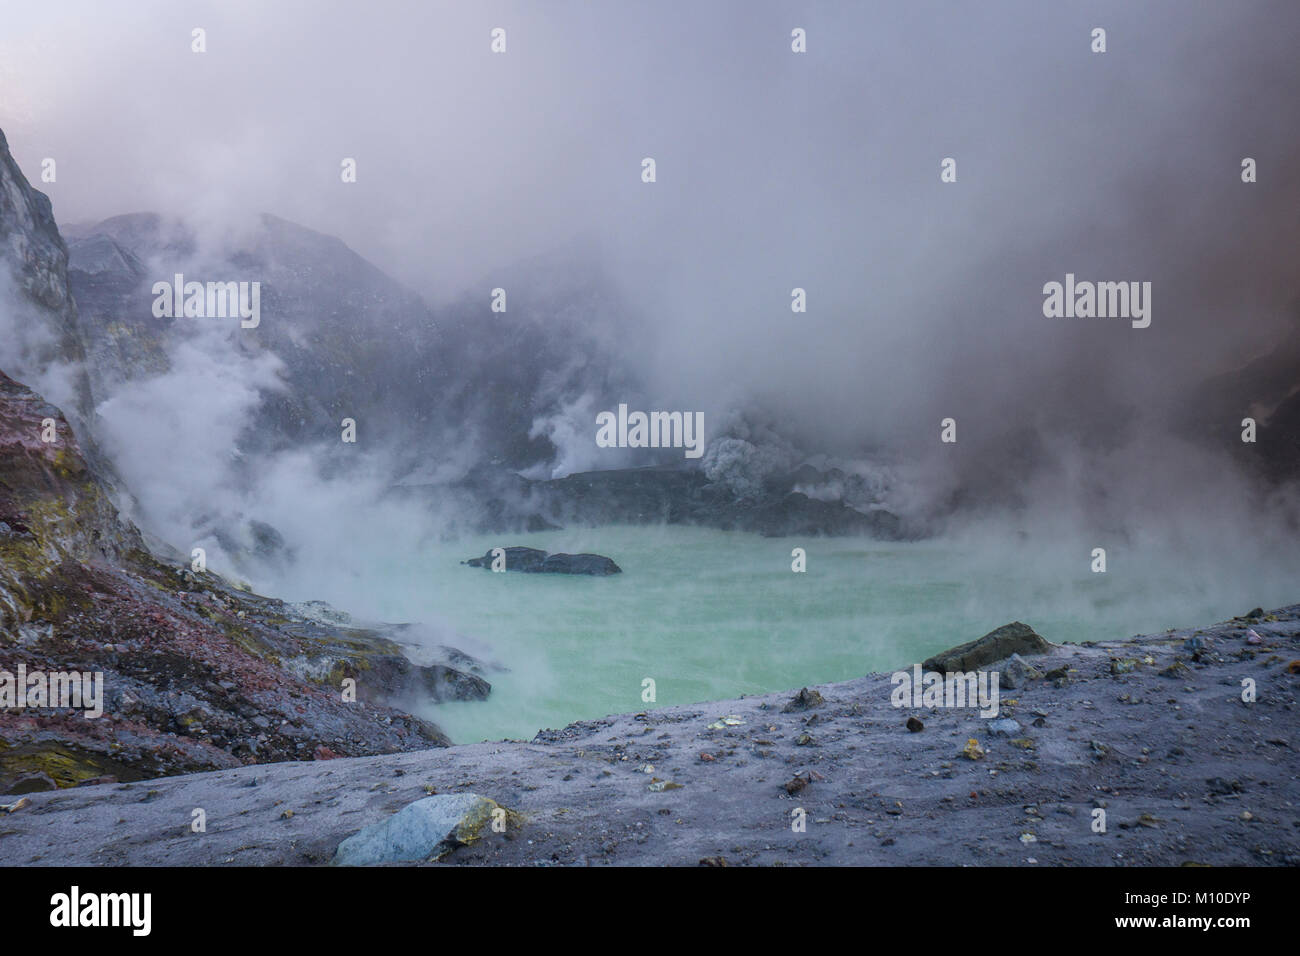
[
  {"left": 444, "top": 463, "right": 912, "bottom": 540},
  {"left": 541, "top": 552, "right": 621, "bottom": 575},
  {"left": 922, "top": 621, "right": 1055, "bottom": 673},
  {"left": 463, "top": 546, "right": 621, "bottom": 575}
]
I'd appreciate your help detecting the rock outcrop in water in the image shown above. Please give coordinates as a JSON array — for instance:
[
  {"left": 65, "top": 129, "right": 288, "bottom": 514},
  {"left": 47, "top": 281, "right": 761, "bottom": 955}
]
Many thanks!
[{"left": 463, "top": 546, "right": 622, "bottom": 575}]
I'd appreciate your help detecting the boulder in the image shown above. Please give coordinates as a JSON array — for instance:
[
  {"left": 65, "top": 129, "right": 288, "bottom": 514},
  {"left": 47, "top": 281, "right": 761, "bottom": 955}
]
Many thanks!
[
  {"left": 332, "top": 793, "right": 514, "bottom": 865},
  {"left": 923, "top": 622, "right": 1054, "bottom": 674}
]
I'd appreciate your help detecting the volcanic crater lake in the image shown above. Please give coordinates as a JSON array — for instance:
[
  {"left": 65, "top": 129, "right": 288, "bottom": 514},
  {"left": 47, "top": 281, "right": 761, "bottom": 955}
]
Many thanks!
[{"left": 258, "top": 524, "right": 1293, "bottom": 744}]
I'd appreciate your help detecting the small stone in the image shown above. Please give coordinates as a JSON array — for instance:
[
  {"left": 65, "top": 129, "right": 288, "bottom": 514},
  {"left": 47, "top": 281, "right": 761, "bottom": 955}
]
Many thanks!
[
  {"left": 1000, "top": 653, "right": 1042, "bottom": 689},
  {"left": 783, "top": 775, "right": 809, "bottom": 794},
  {"left": 987, "top": 718, "right": 1021, "bottom": 737},
  {"left": 795, "top": 733, "right": 814, "bottom": 746},
  {"left": 707, "top": 715, "right": 745, "bottom": 729},
  {"left": 1207, "top": 777, "right": 1244, "bottom": 796},
  {"left": 906, "top": 716, "right": 924, "bottom": 732},
  {"left": 1161, "top": 660, "right": 1191, "bottom": 679},
  {"left": 782, "top": 688, "right": 825, "bottom": 712},
  {"left": 961, "top": 738, "right": 985, "bottom": 760}
]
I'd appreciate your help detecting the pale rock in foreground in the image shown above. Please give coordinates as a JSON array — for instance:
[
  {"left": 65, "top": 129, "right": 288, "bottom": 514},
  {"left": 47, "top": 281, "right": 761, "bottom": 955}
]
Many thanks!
[{"left": 332, "top": 793, "right": 512, "bottom": 865}]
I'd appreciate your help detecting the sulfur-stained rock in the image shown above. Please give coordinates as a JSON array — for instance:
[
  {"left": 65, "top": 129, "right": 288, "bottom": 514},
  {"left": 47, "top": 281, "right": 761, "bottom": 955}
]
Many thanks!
[{"left": 331, "top": 793, "right": 515, "bottom": 865}]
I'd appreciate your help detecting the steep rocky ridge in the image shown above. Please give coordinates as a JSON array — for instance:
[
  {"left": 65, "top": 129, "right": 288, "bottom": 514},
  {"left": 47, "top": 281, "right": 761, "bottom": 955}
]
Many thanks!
[{"left": 0, "top": 128, "right": 492, "bottom": 795}]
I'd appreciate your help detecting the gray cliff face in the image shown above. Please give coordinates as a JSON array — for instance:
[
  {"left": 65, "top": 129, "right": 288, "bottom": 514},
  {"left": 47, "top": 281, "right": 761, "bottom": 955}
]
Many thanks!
[
  {"left": 56, "top": 230, "right": 165, "bottom": 405},
  {"left": 0, "top": 128, "right": 93, "bottom": 427}
]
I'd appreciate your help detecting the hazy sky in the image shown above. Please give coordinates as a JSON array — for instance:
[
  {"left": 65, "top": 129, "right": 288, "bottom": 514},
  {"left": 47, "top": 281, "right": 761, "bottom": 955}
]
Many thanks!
[{"left": 3, "top": 0, "right": 1299, "bottom": 455}]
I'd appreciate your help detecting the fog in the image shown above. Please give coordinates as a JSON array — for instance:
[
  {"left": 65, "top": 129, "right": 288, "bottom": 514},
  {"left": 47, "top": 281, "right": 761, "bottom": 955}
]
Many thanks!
[{"left": 3, "top": 0, "right": 1300, "bottom": 597}]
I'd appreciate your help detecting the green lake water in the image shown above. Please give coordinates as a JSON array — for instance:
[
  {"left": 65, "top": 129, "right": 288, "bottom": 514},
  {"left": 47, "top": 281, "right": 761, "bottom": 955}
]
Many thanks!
[{"left": 258, "top": 524, "right": 1294, "bottom": 744}]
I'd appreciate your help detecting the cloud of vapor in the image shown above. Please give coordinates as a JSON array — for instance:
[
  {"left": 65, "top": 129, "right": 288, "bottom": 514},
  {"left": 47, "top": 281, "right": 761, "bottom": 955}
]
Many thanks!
[
  {"left": 0, "top": 273, "right": 84, "bottom": 415},
  {"left": 92, "top": 320, "right": 284, "bottom": 541},
  {"left": 1, "top": 0, "right": 1298, "bottom": 574}
]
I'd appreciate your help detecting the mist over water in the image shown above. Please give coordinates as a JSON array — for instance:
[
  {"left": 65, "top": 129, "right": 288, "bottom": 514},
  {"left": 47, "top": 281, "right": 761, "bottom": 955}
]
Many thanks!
[{"left": 245, "top": 521, "right": 1297, "bottom": 744}]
